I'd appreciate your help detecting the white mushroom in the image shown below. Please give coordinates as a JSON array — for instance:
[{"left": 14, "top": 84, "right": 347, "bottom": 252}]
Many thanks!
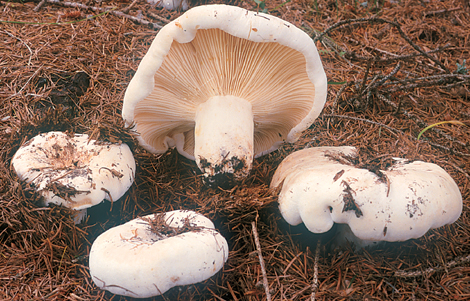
[
  {"left": 270, "top": 146, "right": 463, "bottom": 248},
  {"left": 89, "top": 210, "right": 229, "bottom": 298},
  {"left": 122, "top": 4, "right": 327, "bottom": 185},
  {"left": 11, "top": 131, "right": 135, "bottom": 223}
]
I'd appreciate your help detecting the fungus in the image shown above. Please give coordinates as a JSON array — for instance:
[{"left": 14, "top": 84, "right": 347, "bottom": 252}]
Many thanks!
[
  {"left": 270, "top": 146, "right": 463, "bottom": 249},
  {"left": 122, "top": 4, "right": 327, "bottom": 186},
  {"left": 88, "top": 210, "right": 229, "bottom": 298},
  {"left": 11, "top": 131, "right": 135, "bottom": 223}
]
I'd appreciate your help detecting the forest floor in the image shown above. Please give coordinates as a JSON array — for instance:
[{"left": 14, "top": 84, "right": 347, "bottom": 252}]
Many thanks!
[{"left": 1, "top": 0, "right": 469, "bottom": 300}]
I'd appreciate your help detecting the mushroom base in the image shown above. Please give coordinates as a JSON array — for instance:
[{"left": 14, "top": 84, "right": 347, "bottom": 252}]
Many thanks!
[
  {"left": 194, "top": 95, "right": 254, "bottom": 186},
  {"left": 73, "top": 209, "right": 87, "bottom": 224},
  {"left": 332, "top": 224, "right": 384, "bottom": 250}
]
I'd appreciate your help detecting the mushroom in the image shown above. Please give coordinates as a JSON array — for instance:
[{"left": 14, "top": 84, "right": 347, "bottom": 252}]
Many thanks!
[
  {"left": 122, "top": 4, "right": 327, "bottom": 185},
  {"left": 147, "top": 0, "right": 189, "bottom": 11},
  {"left": 270, "top": 146, "right": 463, "bottom": 248},
  {"left": 88, "top": 210, "right": 229, "bottom": 298},
  {"left": 11, "top": 131, "right": 135, "bottom": 223}
]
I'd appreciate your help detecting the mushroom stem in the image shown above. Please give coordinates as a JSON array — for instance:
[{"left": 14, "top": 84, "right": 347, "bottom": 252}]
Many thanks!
[{"left": 194, "top": 95, "right": 254, "bottom": 185}]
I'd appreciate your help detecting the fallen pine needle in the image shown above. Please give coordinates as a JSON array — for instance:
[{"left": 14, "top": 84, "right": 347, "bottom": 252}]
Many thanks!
[{"left": 417, "top": 120, "right": 466, "bottom": 140}]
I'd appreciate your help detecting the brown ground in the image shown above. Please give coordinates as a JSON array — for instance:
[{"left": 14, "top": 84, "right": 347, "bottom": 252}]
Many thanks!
[{"left": 1, "top": 0, "right": 469, "bottom": 300}]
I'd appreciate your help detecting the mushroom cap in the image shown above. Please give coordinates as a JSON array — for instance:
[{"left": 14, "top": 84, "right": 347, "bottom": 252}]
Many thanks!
[
  {"left": 11, "top": 131, "right": 135, "bottom": 210},
  {"left": 271, "top": 147, "right": 463, "bottom": 243},
  {"left": 270, "top": 146, "right": 357, "bottom": 188},
  {"left": 122, "top": 4, "right": 327, "bottom": 160},
  {"left": 89, "top": 210, "right": 229, "bottom": 298}
]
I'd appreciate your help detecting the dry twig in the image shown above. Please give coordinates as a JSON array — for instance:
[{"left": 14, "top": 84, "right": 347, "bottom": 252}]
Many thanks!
[
  {"left": 252, "top": 221, "right": 272, "bottom": 301},
  {"left": 310, "top": 240, "right": 321, "bottom": 301},
  {"left": 395, "top": 253, "right": 470, "bottom": 277},
  {"left": 33, "top": 0, "right": 47, "bottom": 12},
  {"left": 45, "top": 0, "right": 163, "bottom": 29},
  {"left": 314, "top": 17, "right": 449, "bottom": 72}
]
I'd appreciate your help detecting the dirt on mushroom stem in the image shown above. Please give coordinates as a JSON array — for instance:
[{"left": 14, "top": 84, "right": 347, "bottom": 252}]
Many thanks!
[{"left": 199, "top": 155, "right": 249, "bottom": 189}]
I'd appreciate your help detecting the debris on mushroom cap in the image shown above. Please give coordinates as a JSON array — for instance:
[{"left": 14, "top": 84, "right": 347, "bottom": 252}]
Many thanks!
[
  {"left": 122, "top": 4, "right": 327, "bottom": 186},
  {"left": 88, "top": 210, "right": 229, "bottom": 298},
  {"left": 270, "top": 146, "right": 463, "bottom": 247},
  {"left": 11, "top": 131, "right": 135, "bottom": 222},
  {"left": 147, "top": 0, "right": 189, "bottom": 11},
  {"left": 270, "top": 146, "right": 358, "bottom": 189}
]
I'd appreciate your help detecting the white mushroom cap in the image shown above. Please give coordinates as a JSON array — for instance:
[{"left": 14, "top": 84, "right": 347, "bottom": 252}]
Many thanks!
[
  {"left": 271, "top": 147, "right": 462, "bottom": 245},
  {"left": 89, "top": 210, "right": 229, "bottom": 298},
  {"left": 11, "top": 132, "right": 135, "bottom": 221},
  {"left": 270, "top": 146, "right": 358, "bottom": 189},
  {"left": 122, "top": 4, "right": 327, "bottom": 183}
]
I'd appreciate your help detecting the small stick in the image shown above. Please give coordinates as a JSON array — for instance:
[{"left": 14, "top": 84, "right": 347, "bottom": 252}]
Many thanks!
[
  {"left": 330, "top": 82, "right": 353, "bottom": 115},
  {"left": 2, "top": 30, "right": 33, "bottom": 66},
  {"left": 251, "top": 221, "right": 272, "bottom": 301},
  {"left": 314, "top": 17, "right": 449, "bottom": 72},
  {"left": 344, "top": 36, "right": 399, "bottom": 58},
  {"left": 34, "top": 0, "right": 47, "bottom": 12},
  {"left": 45, "top": 0, "right": 163, "bottom": 29},
  {"left": 395, "top": 253, "right": 470, "bottom": 277},
  {"left": 383, "top": 73, "right": 470, "bottom": 88},
  {"left": 324, "top": 113, "right": 470, "bottom": 157},
  {"left": 366, "top": 61, "right": 402, "bottom": 93},
  {"left": 324, "top": 114, "right": 400, "bottom": 135},
  {"left": 147, "top": 11, "right": 171, "bottom": 24},
  {"left": 122, "top": 0, "right": 139, "bottom": 13},
  {"left": 343, "top": 43, "right": 452, "bottom": 63},
  {"left": 357, "top": 59, "right": 373, "bottom": 101},
  {"left": 5, "top": 65, "right": 43, "bottom": 101},
  {"left": 226, "top": 282, "right": 239, "bottom": 301},
  {"left": 424, "top": 7, "right": 461, "bottom": 17},
  {"left": 310, "top": 239, "right": 321, "bottom": 300}
]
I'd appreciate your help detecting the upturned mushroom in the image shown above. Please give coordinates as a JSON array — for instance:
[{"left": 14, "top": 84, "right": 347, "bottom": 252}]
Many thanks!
[
  {"left": 11, "top": 131, "right": 135, "bottom": 223},
  {"left": 89, "top": 210, "right": 229, "bottom": 298},
  {"left": 270, "top": 146, "right": 463, "bottom": 248},
  {"left": 122, "top": 4, "right": 327, "bottom": 186}
]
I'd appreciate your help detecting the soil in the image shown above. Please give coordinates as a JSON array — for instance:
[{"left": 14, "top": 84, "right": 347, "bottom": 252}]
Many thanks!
[{"left": 1, "top": 0, "right": 469, "bottom": 300}]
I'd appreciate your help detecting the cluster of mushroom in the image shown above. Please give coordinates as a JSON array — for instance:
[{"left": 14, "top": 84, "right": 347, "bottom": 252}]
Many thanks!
[
  {"left": 87, "top": 4, "right": 327, "bottom": 297},
  {"left": 11, "top": 133, "right": 229, "bottom": 298},
  {"left": 115, "top": 3, "right": 461, "bottom": 296},
  {"left": 12, "top": 4, "right": 326, "bottom": 297},
  {"left": 11, "top": 3, "right": 463, "bottom": 299}
]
